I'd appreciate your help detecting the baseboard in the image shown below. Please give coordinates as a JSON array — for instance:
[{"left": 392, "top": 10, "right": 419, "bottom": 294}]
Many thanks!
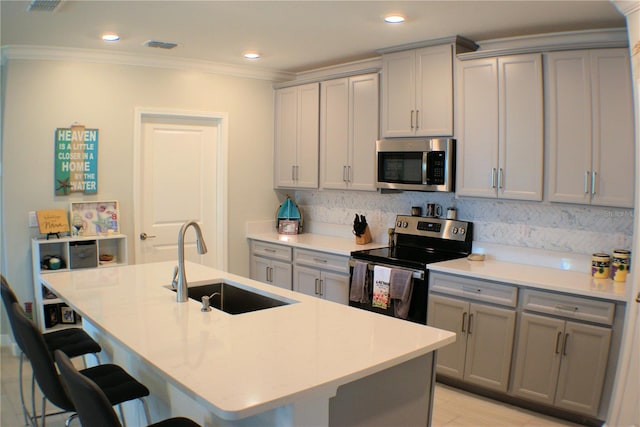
[{"left": 0, "top": 333, "right": 20, "bottom": 356}]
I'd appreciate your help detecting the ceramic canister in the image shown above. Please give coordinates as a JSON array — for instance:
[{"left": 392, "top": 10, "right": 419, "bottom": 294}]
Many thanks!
[
  {"left": 611, "top": 249, "right": 631, "bottom": 282},
  {"left": 592, "top": 253, "right": 611, "bottom": 279}
]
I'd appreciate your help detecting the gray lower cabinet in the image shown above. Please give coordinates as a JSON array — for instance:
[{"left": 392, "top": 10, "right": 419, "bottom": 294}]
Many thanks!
[
  {"left": 511, "top": 291, "right": 613, "bottom": 417},
  {"left": 249, "top": 240, "right": 293, "bottom": 290},
  {"left": 427, "top": 273, "right": 517, "bottom": 392},
  {"left": 293, "top": 248, "right": 350, "bottom": 304}
]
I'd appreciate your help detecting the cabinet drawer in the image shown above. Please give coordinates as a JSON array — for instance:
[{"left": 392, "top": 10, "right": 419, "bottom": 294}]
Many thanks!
[
  {"left": 521, "top": 289, "right": 615, "bottom": 326},
  {"left": 429, "top": 273, "right": 518, "bottom": 307},
  {"left": 294, "top": 248, "right": 349, "bottom": 274},
  {"left": 250, "top": 241, "right": 292, "bottom": 262}
]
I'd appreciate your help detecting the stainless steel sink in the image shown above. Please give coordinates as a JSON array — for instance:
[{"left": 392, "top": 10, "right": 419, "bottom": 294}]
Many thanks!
[{"left": 167, "top": 281, "right": 295, "bottom": 314}]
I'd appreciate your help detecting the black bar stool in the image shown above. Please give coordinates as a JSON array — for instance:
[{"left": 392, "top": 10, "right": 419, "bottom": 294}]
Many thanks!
[
  {"left": 1, "top": 275, "right": 101, "bottom": 424},
  {"left": 55, "top": 350, "right": 201, "bottom": 427},
  {"left": 10, "top": 302, "right": 152, "bottom": 427}
]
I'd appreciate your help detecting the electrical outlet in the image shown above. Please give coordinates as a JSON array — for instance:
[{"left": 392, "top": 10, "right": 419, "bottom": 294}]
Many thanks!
[{"left": 28, "top": 211, "right": 38, "bottom": 227}]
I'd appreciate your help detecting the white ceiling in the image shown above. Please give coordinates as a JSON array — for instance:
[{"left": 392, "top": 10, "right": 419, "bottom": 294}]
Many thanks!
[{"left": 0, "top": 0, "right": 626, "bottom": 74}]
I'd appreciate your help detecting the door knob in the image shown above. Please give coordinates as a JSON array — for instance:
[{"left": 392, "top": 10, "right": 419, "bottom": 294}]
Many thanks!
[{"left": 139, "top": 232, "right": 156, "bottom": 240}]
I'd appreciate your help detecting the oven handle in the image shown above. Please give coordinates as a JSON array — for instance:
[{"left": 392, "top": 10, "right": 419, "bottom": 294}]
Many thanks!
[{"left": 348, "top": 259, "right": 424, "bottom": 280}]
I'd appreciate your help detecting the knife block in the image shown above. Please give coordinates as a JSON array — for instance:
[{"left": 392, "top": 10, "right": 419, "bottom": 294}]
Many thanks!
[{"left": 355, "top": 225, "right": 372, "bottom": 245}]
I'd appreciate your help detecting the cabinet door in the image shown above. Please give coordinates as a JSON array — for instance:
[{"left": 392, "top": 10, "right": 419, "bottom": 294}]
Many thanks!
[
  {"left": 296, "top": 83, "right": 320, "bottom": 188},
  {"left": 274, "top": 86, "right": 299, "bottom": 188},
  {"left": 511, "top": 313, "right": 564, "bottom": 405},
  {"left": 456, "top": 58, "right": 499, "bottom": 198},
  {"left": 381, "top": 50, "right": 416, "bottom": 137},
  {"left": 320, "top": 271, "right": 350, "bottom": 305},
  {"left": 555, "top": 321, "right": 612, "bottom": 416},
  {"left": 463, "top": 303, "right": 516, "bottom": 392},
  {"left": 347, "top": 73, "right": 379, "bottom": 191},
  {"left": 415, "top": 44, "right": 453, "bottom": 136},
  {"left": 293, "top": 265, "right": 321, "bottom": 297},
  {"left": 250, "top": 255, "right": 271, "bottom": 284},
  {"left": 427, "top": 294, "right": 468, "bottom": 379},
  {"left": 498, "top": 54, "right": 543, "bottom": 201},
  {"left": 320, "top": 78, "right": 350, "bottom": 189},
  {"left": 270, "top": 259, "right": 293, "bottom": 290},
  {"left": 546, "top": 51, "right": 592, "bottom": 205},
  {"left": 590, "top": 49, "right": 635, "bottom": 208}
]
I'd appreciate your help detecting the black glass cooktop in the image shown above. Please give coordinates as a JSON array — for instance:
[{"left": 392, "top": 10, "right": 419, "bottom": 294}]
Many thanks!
[{"left": 351, "top": 246, "right": 466, "bottom": 270}]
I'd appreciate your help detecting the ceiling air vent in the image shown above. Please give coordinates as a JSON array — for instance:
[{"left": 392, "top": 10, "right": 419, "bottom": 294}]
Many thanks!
[
  {"left": 144, "top": 40, "right": 179, "bottom": 50},
  {"left": 27, "top": 0, "right": 63, "bottom": 12}
]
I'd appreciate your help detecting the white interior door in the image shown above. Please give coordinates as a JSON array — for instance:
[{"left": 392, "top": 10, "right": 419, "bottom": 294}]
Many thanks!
[{"left": 134, "top": 111, "right": 227, "bottom": 269}]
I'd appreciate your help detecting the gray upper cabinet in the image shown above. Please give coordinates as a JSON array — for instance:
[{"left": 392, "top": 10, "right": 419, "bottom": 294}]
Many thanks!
[
  {"left": 381, "top": 44, "right": 454, "bottom": 137},
  {"left": 456, "top": 54, "right": 543, "bottom": 200},
  {"left": 320, "top": 73, "right": 379, "bottom": 191},
  {"left": 546, "top": 49, "right": 634, "bottom": 208},
  {"left": 274, "top": 83, "right": 320, "bottom": 189}
]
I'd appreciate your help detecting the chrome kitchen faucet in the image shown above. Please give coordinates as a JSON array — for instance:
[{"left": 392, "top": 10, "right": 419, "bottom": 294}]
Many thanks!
[{"left": 175, "top": 220, "right": 208, "bottom": 303}]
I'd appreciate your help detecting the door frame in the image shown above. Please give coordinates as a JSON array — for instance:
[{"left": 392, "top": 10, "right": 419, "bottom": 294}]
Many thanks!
[{"left": 132, "top": 107, "right": 229, "bottom": 270}]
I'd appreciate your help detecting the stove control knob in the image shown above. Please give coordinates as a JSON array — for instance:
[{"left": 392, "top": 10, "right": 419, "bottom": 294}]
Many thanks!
[
  {"left": 402, "top": 221, "right": 408, "bottom": 228},
  {"left": 396, "top": 221, "right": 402, "bottom": 228},
  {"left": 452, "top": 227, "right": 458, "bottom": 234},
  {"left": 459, "top": 227, "right": 465, "bottom": 235}
]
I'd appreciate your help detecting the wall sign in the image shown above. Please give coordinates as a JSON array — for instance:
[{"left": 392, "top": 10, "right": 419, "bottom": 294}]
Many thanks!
[
  {"left": 55, "top": 125, "right": 98, "bottom": 195},
  {"left": 36, "top": 209, "right": 70, "bottom": 236}
]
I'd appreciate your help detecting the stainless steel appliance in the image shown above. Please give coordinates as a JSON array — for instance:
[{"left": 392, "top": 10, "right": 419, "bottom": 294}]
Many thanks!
[
  {"left": 349, "top": 215, "right": 473, "bottom": 324},
  {"left": 376, "top": 138, "right": 455, "bottom": 192}
]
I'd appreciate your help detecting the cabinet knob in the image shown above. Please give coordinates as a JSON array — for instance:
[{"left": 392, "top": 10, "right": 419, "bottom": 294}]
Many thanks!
[{"left": 139, "top": 232, "right": 156, "bottom": 241}]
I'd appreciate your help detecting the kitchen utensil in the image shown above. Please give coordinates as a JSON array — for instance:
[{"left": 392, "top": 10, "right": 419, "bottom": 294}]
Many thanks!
[
  {"left": 411, "top": 206, "right": 422, "bottom": 216},
  {"left": 353, "top": 214, "right": 372, "bottom": 244},
  {"left": 446, "top": 207, "right": 457, "bottom": 219}
]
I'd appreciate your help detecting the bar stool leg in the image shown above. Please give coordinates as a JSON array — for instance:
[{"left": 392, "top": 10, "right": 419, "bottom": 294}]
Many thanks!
[
  {"left": 18, "top": 352, "right": 30, "bottom": 425},
  {"left": 140, "top": 397, "right": 152, "bottom": 424},
  {"left": 118, "top": 404, "right": 127, "bottom": 427}
]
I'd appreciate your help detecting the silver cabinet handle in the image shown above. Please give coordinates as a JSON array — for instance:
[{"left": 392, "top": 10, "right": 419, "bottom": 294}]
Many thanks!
[
  {"left": 636, "top": 292, "right": 640, "bottom": 303},
  {"left": 140, "top": 232, "right": 156, "bottom": 240},
  {"left": 498, "top": 168, "right": 504, "bottom": 189},
  {"left": 555, "top": 304, "right": 578, "bottom": 312},
  {"left": 491, "top": 168, "right": 497, "bottom": 189},
  {"left": 410, "top": 110, "right": 415, "bottom": 129},
  {"left": 319, "top": 279, "right": 324, "bottom": 296},
  {"left": 555, "top": 332, "right": 562, "bottom": 354},
  {"left": 591, "top": 171, "right": 597, "bottom": 195},
  {"left": 584, "top": 171, "right": 590, "bottom": 194},
  {"left": 264, "top": 248, "right": 276, "bottom": 253},
  {"left": 562, "top": 333, "right": 570, "bottom": 356},
  {"left": 313, "top": 258, "right": 328, "bottom": 264},
  {"left": 461, "top": 312, "right": 467, "bottom": 333},
  {"left": 415, "top": 110, "right": 420, "bottom": 129},
  {"left": 314, "top": 278, "right": 320, "bottom": 295},
  {"left": 468, "top": 313, "right": 474, "bottom": 335},
  {"left": 292, "top": 165, "right": 296, "bottom": 181},
  {"left": 343, "top": 165, "right": 348, "bottom": 182}
]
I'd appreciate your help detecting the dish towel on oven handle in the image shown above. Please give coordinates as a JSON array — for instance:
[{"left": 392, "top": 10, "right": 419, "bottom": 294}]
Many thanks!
[
  {"left": 390, "top": 268, "right": 413, "bottom": 319},
  {"left": 372, "top": 266, "right": 391, "bottom": 309},
  {"left": 349, "top": 261, "right": 369, "bottom": 303}
]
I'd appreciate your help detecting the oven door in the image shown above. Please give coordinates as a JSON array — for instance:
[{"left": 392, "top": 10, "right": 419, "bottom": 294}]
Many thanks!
[{"left": 348, "top": 259, "right": 428, "bottom": 325}]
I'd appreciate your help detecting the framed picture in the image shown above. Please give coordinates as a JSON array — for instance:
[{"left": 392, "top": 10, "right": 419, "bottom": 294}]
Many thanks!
[
  {"left": 44, "top": 305, "right": 59, "bottom": 328},
  {"left": 60, "top": 305, "right": 76, "bottom": 324},
  {"left": 70, "top": 200, "right": 120, "bottom": 236},
  {"left": 278, "top": 219, "right": 299, "bottom": 235}
]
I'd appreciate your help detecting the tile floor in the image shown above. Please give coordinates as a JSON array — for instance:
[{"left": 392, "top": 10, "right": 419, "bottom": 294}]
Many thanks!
[{"left": 1, "top": 346, "right": 582, "bottom": 426}]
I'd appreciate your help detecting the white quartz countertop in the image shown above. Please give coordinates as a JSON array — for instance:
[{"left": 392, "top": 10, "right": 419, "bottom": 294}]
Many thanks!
[
  {"left": 247, "top": 232, "right": 386, "bottom": 256},
  {"left": 42, "top": 262, "right": 455, "bottom": 420},
  {"left": 429, "top": 258, "right": 627, "bottom": 302}
]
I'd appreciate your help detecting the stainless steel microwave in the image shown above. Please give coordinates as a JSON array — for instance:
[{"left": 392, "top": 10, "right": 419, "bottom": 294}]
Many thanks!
[{"left": 376, "top": 138, "right": 455, "bottom": 192}]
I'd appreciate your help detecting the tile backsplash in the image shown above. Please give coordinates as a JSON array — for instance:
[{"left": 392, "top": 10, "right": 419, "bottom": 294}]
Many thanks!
[{"left": 291, "top": 190, "right": 634, "bottom": 256}]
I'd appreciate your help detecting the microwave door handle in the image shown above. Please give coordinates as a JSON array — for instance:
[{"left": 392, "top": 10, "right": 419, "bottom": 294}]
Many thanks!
[{"left": 423, "top": 152, "right": 429, "bottom": 185}]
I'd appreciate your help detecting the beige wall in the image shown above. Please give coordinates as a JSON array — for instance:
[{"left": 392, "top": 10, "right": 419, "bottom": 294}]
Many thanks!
[{"left": 1, "top": 58, "right": 279, "bottom": 320}]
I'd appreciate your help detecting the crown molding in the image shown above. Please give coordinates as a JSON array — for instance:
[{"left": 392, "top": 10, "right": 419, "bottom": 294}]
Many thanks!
[
  {"left": 458, "top": 28, "right": 628, "bottom": 60},
  {"left": 273, "top": 57, "right": 382, "bottom": 89},
  {"left": 612, "top": 1, "right": 640, "bottom": 16},
  {"left": 377, "top": 35, "right": 478, "bottom": 55},
  {"left": 0, "top": 45, "right": 295, "bottom": 82}
]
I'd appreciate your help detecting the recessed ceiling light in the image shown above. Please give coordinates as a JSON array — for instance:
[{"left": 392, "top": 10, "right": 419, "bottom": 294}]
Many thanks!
[
  {"left": 384, "top": 15, "right": 405, "bottom": 24},
  {"left": 102, "top": 33, "right": 120, "bottom": 42},
  {"left": 244, "top": 52, "right": 261, "bottom": 60}
]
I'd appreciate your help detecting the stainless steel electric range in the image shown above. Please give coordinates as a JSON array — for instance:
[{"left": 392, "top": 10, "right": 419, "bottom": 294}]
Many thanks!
[{"left": 349, "top": 214, "right": 473, "bottom": 324}]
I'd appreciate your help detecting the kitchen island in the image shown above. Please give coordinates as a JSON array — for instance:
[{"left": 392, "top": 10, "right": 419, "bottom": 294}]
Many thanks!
[{"left": 42, "top": 261, "right": 455, "bottom": 426}]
